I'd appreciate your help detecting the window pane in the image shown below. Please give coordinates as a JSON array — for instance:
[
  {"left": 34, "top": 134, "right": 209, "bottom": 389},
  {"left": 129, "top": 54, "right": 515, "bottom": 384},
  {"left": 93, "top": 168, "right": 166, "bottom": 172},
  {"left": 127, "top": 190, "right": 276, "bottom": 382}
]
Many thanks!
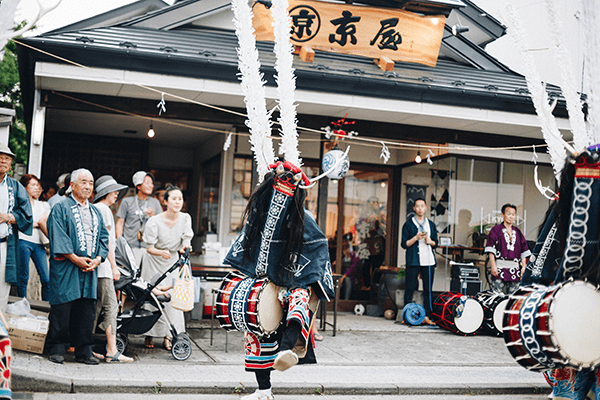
[
  {"left": 472, "top": 160, "right": 497, "bottom": 183},
  {"left": 502, "top": 162, "right": 523, "bottom": 185},
  {"left": 230, "top": 157, "right": 254, "bottom": 233}
]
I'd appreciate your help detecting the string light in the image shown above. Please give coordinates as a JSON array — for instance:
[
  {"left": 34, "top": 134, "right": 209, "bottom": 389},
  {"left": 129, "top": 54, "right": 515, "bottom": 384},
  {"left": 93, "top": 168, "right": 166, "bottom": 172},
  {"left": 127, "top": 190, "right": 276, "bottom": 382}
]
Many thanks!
[
  {"left": 415, "top": 151, "right": 422, "bottom": 163},
  {"left": 147, "top": 123, "right": 155, "bottom": 138}
]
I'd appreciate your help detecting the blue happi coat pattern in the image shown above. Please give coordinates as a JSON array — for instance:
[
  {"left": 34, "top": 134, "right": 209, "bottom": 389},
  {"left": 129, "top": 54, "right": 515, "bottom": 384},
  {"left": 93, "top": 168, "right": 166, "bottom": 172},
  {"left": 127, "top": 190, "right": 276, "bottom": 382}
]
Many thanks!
[
  {"left": 223, "top": 186, "right": 334, "bottom": 301},
  {"left": 3, "top": 177, "right": 32, "bottom": 284},
  {"left": 47, "top": 195, "right": 109, "bottom": 305}
]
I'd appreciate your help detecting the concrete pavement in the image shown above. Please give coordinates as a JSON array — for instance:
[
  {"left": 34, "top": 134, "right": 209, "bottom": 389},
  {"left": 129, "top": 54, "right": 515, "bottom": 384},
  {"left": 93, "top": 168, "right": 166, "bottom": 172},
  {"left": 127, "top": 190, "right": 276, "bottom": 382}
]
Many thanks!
[{"left": 11, "top": 312, "right": 550, "bottom": 396}]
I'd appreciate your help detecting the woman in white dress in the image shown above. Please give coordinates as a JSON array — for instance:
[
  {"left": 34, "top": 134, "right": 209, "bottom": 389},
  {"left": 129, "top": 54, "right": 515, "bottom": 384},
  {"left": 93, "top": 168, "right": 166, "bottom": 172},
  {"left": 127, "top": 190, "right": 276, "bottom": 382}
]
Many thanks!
[{"left": 142, "top": 186, "right": 193, "bottom": 350}]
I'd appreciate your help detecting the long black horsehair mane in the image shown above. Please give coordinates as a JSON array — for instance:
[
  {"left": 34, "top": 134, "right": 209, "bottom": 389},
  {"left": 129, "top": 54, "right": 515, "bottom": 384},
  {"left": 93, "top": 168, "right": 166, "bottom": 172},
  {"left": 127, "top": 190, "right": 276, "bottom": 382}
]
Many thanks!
[
  {"left": 555, "top": 151, "right": 600, "bottom": 284},
  {"left": 241, "top": 170, "right": 307, "bottom": 284}
]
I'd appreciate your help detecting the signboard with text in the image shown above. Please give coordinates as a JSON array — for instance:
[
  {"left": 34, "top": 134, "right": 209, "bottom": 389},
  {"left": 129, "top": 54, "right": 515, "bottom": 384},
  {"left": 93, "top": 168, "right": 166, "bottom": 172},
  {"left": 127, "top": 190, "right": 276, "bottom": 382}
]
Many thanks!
[{"left": 253, "top": 0, "right": 446, "bottom": 67}]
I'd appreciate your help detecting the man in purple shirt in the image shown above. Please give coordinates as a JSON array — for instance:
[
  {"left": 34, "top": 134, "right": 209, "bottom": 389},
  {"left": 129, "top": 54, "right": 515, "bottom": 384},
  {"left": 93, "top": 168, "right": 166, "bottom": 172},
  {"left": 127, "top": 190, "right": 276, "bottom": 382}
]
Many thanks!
[{"left": 484, "top": 203, "right": 531, "bottom": 294}]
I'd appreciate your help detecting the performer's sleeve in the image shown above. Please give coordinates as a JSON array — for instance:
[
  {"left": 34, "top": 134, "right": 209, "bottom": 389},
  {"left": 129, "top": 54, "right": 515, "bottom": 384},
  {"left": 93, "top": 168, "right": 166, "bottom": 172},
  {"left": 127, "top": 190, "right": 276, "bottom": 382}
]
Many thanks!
[
  {"left": 48, "top": 205, "right": 74, "bottom": 256},
  {"left": 143, "top": 216, "right": 159, "bottom": 246},
  {"left": 484, "top": 226, "right": 498, "bottom": 254},
  {"left": 14, "top": 181, "right": 33, "bottom": 236}
]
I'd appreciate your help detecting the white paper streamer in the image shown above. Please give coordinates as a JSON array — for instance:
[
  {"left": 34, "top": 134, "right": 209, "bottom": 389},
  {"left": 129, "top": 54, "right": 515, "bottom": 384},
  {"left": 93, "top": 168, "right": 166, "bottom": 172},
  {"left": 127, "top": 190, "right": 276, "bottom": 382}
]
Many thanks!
[
  {"left": 223, "top": 132, "right": 233, "bottom": 151},
  {"left": 231, "top": 0, "right": 275, "bottom": 180},
  {"left": 271, "top": 0, "right": 301, "bottom": 167},
  {"left": 582, "top": 0, "right": 600, "bottom": 143},
  {"left": 545, "top": 0, "right": 591, "bottom": 151},
  {"left": 0, "top": 0, "right": 62, "bottom": 46},
  {"left": 379, "top": 141, "right": 390, "bottom": 164},
  {"left": 505, "top": 4, "right": 574, "bottom": 183},
  {"left": 0, "top": 0, "right": 20, "bottom": 61}
]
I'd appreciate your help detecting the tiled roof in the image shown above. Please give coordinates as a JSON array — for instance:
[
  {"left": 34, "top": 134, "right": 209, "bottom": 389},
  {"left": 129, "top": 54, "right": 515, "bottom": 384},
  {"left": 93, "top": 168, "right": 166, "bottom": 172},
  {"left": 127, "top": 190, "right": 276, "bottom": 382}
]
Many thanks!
[{"left": 19, "top": 25, "right": 567, "bottom": 117}]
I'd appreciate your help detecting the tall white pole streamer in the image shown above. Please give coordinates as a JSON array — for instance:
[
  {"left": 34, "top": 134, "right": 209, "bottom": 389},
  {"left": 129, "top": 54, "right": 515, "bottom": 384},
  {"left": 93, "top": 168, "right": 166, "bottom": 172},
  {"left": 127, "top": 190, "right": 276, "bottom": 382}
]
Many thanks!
[
  {"left": 545, "top": 0, "right": 591, "bottom": 151},
  {"left": 271, "top": 0, "right": 301, "bottom": 167},
  {"left": 582, "top": 0, "right": 600, "bottom": 144},
  {"left": 505, "top": 4, "right": 573, "bottom": 183},
  {"left": 231, "top": 0, "right": 276, "bottom": 180}
]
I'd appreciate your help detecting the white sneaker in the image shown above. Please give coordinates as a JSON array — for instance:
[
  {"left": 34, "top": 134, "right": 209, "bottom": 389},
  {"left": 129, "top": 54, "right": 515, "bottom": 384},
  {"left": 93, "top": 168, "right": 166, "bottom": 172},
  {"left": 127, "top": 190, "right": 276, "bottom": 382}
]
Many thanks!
[
  {"left": 241, "top": 389, "right": 274, "bottom": 400},
  {"left": 273, "top": 349, "right": 299, "bottom": 371}
]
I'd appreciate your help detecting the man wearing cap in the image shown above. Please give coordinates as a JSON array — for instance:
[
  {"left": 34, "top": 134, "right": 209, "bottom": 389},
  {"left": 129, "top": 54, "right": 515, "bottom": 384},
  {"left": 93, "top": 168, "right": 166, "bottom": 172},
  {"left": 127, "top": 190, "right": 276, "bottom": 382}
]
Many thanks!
[
  {"left": 0, "top": 144, "right": 32, "bottom": 312},
  {"left": 93, "top": 175, "right": 133, "bottom": 363},
  {"left": 46, "top": 169, "right": 109, "bottom": 365},
  {"left": 116, "top": 171, "right": 162, "bottom": 268}
]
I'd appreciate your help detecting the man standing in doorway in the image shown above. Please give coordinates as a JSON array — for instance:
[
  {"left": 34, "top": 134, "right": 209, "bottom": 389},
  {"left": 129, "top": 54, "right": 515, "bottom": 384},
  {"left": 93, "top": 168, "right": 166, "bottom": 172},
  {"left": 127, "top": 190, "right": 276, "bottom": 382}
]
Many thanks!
[
  {"left": 115, "top": 171, "right": 162, "bottom": 268},
  {"left": 46, "top": 169, "right": 109, "bottom": 364},
  {"left": 401, "top": 198, "right": 438, "bottom": 326},
  {"left": 0, "top": 144, "right": 32, "bottom": 312}
]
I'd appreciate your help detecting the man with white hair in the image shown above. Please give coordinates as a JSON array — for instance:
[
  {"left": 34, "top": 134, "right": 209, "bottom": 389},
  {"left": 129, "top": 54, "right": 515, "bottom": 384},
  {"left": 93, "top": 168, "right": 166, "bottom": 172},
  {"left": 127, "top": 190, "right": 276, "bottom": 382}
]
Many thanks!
[{"left": 46, "top": 169, "right": 109, "bottom": 365}]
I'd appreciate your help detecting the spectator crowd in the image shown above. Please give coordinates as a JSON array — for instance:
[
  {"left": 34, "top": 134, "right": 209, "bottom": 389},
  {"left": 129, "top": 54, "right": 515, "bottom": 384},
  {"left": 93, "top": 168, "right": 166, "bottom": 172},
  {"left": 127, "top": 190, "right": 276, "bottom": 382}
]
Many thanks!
[{"left": 0, "top": 144, "right": 192, "bottom": 365}]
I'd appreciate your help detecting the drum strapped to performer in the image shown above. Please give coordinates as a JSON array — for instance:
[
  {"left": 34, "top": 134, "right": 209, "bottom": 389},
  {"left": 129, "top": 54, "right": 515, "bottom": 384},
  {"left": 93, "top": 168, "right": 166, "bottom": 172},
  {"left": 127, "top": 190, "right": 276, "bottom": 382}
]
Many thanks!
[
  {"left": 216, "top": 270, "right": 284, "bottom": 336},
  {"left": 503, "top": 279, "right": 600, "bottom": 371}
]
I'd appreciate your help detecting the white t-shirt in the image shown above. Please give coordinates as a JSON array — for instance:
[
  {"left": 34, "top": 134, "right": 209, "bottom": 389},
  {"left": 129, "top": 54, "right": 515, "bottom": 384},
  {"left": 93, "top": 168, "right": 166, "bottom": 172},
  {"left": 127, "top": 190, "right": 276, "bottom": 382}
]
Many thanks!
[
  {"left": 19, "top": 199, "right": 51, "bottom": 244},
  {"left": 96, "top": 202, "right": 116, "bottom": 279},
  {"left": 412, "top": 217, "right": 435, "bottom": 266}
]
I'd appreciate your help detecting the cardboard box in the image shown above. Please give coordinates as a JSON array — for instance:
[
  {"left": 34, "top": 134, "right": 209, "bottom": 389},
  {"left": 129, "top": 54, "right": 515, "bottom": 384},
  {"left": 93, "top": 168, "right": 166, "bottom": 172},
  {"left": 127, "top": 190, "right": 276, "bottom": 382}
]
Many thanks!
[{"left": 6, "top": 309, "right": 49, "bottom": 354}]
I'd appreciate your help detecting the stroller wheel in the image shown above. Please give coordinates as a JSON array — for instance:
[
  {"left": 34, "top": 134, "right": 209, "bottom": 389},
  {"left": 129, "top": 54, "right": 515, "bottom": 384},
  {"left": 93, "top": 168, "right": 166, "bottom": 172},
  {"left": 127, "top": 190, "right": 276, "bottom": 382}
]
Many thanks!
[
  {"left": 116, "top": 333, "right": 128, "bottom": 353},
  {"left": 171, "top": 334, "right": 192, "bottom": 361}
]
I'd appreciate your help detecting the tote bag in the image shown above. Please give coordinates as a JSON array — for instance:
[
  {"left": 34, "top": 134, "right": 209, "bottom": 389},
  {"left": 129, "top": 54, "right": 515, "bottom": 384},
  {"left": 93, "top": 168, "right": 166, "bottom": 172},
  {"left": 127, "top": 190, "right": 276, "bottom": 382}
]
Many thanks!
[{"left": 171, "top": 263, "right": 195, "bottom": 312}]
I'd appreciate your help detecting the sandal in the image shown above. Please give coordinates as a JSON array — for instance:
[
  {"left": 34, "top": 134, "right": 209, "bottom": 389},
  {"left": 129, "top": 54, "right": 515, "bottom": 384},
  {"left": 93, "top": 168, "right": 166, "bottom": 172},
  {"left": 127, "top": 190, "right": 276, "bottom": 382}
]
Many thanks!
[
  {"left": 164, "top": 337, "right": 172, "bottom": 351},
  {"left": 314, "top": 333, "right": 324, "bottom": 341},
  {"left": 106, "top": 351, "right": 133, "bottom": 363},
  {"left": 144, "top": 336, "right": 154, "bottom": 349}
]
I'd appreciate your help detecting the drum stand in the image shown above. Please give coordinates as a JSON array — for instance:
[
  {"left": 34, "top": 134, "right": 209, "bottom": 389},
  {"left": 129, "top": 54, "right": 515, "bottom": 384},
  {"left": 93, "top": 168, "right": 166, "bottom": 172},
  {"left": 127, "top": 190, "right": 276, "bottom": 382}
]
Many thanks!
[
  {"left": 210, "top": 288, "right": 229, "bottom": 352},
  {"left": 319, "top": 275, "right": 341, "bottom": 336}
]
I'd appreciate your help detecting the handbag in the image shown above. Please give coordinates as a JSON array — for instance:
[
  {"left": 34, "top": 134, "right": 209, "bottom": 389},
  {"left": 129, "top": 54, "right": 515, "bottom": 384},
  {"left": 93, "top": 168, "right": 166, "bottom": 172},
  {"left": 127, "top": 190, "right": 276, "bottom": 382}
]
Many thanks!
[{"left": 171, "top": 262, "right": 195, "bottom": 312}]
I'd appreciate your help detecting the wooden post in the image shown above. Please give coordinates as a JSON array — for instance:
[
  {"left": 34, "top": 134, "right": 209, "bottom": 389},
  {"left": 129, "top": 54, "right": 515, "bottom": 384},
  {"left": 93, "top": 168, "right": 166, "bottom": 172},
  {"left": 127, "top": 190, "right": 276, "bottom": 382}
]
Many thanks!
[
  {"left": 298, "top": 46, "right": 315, "bottom": 63},
  {"left": 374, "top": 56, "right": 395, "bottom": 72}
]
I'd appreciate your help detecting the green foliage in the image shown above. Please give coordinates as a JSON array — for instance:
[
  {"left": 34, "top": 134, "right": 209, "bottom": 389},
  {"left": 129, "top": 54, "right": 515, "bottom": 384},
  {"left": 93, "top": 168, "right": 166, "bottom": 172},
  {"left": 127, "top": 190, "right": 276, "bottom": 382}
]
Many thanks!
[{"left": 1, "top": 25, "right": 29, "bottom": 165}]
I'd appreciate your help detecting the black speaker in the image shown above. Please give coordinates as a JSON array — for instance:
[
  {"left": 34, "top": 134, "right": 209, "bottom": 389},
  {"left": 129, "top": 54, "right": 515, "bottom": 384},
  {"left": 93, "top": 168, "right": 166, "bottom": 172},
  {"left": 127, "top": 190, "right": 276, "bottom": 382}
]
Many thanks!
[{"left": 450, "top": 278, "right": 481, "bottom": 296}]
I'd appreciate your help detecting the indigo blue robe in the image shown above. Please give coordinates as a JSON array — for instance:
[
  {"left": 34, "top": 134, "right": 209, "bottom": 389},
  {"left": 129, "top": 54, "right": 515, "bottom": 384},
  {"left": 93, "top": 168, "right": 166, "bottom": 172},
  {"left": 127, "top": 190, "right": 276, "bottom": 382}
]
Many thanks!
[
  {"left": 47, "top": 196, "right": 109, "bottom": 305},
  {"left": 4, "top": 177, "right": 33, "bottom": 284},
  {"left": 223, "top": 189, "right": 334, "bottom": 301}
]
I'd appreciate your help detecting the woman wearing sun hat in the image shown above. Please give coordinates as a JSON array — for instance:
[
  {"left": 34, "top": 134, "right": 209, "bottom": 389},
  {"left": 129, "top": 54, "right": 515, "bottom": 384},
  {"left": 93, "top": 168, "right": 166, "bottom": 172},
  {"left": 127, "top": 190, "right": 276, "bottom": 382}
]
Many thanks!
[{"left": 93, "top": 175, "right": 133, "bottom": 363}]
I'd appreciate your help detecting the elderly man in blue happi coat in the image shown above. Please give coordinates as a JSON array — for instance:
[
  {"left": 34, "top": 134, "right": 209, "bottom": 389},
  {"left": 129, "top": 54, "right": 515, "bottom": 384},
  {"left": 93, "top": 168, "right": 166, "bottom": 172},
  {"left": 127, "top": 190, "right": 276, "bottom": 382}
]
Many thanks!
[
  {"left": 46, "top": 169, "right": 109, "bottom": 365},
  {"left": 0, "top": 144, "right": 32, "bottom": 313}
]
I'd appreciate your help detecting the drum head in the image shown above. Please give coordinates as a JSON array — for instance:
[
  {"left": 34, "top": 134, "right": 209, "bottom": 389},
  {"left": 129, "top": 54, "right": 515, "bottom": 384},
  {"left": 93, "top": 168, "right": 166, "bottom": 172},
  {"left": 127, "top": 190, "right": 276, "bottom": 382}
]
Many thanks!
[
  {"left": 550, "top": 281, "right": 600, "bottom": 368},
  {"left": 454, "top": 298, "right": 484, "bottom": 334},
  {"left": 256, "top": 282, "right": 283, "bottom": 334},
  {"left": 492, "top": 298, "right": 509, "bottom": 333}
]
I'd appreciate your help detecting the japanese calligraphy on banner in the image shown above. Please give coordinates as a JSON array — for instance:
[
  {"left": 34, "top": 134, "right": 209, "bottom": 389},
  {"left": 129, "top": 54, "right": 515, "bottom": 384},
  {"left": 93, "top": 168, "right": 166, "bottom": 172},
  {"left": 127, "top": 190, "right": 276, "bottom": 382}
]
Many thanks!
[{"left": 252, "top": 0, "right": 446, "bottom": 67}]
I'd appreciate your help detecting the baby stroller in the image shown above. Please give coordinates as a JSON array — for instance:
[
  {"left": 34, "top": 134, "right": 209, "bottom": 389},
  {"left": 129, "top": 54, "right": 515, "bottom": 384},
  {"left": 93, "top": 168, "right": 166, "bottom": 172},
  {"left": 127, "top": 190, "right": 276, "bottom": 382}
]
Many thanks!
[{"left": 112, "top": 236, "right": 193, "bottom": 361}]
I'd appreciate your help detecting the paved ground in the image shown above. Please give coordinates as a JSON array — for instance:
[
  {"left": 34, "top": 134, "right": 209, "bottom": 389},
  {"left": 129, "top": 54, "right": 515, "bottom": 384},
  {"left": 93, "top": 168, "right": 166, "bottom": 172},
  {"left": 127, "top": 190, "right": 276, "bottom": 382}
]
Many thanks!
[{"left": 11, "top": 312, "right": 550, "bottom": 396}]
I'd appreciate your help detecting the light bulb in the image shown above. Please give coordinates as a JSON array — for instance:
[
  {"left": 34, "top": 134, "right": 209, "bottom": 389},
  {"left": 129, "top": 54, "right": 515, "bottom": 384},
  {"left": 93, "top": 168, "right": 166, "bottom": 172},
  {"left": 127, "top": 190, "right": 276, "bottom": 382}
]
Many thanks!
[
  {"left": 147, "top": 124, "right": 155, "bottom": 138},
  {"left": 415, "top": 151, "right": 422, "bottom": 164}
]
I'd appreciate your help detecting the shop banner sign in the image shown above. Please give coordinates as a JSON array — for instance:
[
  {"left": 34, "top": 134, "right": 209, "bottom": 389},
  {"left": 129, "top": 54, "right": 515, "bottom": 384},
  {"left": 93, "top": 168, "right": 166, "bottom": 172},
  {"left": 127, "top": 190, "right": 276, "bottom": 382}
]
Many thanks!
[{"left": 253, "top": 0, "right": 446, "bottom": 67}]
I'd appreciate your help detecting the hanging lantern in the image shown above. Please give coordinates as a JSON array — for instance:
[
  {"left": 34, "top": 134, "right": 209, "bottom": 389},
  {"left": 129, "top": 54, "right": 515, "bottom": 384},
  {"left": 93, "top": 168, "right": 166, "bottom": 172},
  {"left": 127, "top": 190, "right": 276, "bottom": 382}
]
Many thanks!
[{"left": 322, "top": 147, "right": 350, "bottom": 180}]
